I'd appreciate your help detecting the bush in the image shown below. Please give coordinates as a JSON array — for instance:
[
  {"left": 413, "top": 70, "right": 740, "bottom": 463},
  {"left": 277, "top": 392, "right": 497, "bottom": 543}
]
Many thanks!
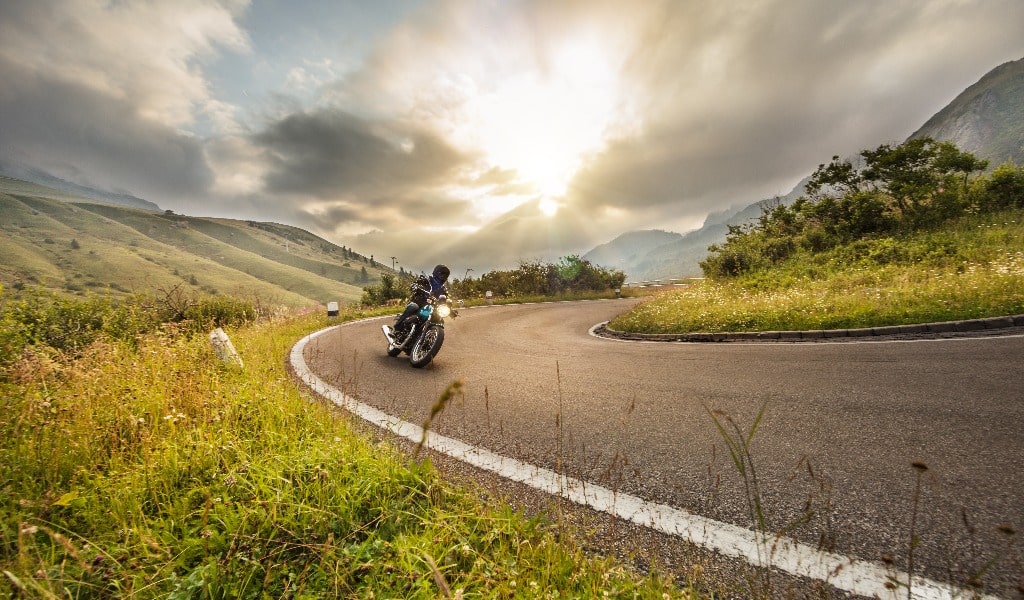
[
  {"left": 0, "top": 287, "right": 257, "bottom": 377},
  {"left": 979, "top": 161, "right": 1024, "bottom": 211},
  {"left": 361, "top": 273, "right": 410, "bottom": 306},
  {"left": 184, "top": 296, "right": 258, "bottom": 333},
  {"left": 363, "top": 258, "right": 625, "bottom": 306},
  {"left": 702, "top": 139, "right": 999, "bottom": 279}
]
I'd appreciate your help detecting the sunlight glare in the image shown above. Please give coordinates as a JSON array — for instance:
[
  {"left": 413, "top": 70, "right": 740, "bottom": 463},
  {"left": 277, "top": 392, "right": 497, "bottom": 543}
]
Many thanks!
[
  {"left": 465, "top": 38, "right": 621, "bottom": 203},
  {"left": 539, "top": 196, "right": 559, "bottom": 216}
]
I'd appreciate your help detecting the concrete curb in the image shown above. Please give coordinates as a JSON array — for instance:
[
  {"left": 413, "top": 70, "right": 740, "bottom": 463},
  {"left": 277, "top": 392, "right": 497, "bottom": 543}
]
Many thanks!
[{"left": 597, "top": 314, "right": 1024, "bottom": 343}]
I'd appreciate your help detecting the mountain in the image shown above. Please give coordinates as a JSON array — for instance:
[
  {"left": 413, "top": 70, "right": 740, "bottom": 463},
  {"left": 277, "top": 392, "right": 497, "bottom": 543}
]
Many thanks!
[
  {"left": 0, "top": 162, "right": 161, "bottom": 212},
  {"left": 0, "top": 177, "right": 389, "bottom": 307},
  {"left": 909, "top": 57, "right": 1024, "bottom": 166},
  {"left": 583, "top": 230, "right": 682, "bottom": 280},
  {"left": 587, "top": 177, "right": 810, "bottom": 281},
  {"left": 590, "top": 57, "right": 1024, "bottom": 281}
]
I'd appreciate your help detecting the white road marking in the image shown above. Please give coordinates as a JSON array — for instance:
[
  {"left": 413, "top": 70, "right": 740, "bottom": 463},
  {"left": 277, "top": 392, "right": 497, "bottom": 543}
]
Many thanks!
[{"left": 291, "top": 322, "right": 1003, "bottom": 600}]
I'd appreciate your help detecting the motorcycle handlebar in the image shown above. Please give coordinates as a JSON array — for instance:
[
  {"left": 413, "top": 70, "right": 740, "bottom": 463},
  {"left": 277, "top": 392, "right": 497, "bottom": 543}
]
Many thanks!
[{"left": 410, "top": 284, "right": 457, "bottom": 304}]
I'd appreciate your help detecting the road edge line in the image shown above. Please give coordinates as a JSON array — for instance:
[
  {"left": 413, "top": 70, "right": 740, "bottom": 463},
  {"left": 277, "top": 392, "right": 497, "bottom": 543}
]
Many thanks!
[{"left": 290, "top": 321, "right": 1000, "bottom": 600}]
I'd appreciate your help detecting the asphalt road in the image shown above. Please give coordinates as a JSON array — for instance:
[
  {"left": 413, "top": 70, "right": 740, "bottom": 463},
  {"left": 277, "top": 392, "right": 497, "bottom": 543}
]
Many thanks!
[{"left": 301, "top": 299, "right": 1024, "bottom": 597}]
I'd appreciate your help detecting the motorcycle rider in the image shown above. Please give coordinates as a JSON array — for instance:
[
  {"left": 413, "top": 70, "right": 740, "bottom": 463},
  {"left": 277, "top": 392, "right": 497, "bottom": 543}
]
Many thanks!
[{"left": 394, "top": 264, "right": 451, "bottom": 332}]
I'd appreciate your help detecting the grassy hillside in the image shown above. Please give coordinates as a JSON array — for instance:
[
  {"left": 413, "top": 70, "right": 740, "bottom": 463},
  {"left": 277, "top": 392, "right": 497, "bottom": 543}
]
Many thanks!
[
  {"left": 611, "top": 209, "right": 1024, "bottom": 333},
  {"left": 0, "top": 178, "right": 390, "bottom": 309}
]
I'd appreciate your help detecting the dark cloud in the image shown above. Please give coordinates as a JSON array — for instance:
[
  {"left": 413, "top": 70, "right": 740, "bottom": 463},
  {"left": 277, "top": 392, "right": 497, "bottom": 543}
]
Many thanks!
[
  {"left": 551, "top": 0, "right": 1024, "bottom": 230},
  {"left": 0, "top": 57, "right": 214, "bottom": 202},
  {"left": 254, "top": 109, "right": 467, "bottom": 198}
]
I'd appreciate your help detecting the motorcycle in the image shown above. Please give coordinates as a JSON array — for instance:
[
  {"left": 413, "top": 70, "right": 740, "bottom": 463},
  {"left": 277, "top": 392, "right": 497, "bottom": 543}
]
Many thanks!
[{"left": 381, "top": 284, "right": 460, "bottom": 368}]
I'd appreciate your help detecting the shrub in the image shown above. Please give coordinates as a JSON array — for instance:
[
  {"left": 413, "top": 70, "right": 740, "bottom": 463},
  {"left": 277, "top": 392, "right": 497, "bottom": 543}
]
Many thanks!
[
  {"left": 183, "top": 296, "right": 257, "bottom": 333},
  {"left": 979, "top": 161, "right": 1024, "bottom": 211},
  {"left": 0, "top": 287, "right": 257, "bottom": 377},
  {"left": 702, "top": 140, "right": 997, "bottom": 279},
  {"left": 364, "top": 257, "right": 625, "bottom": 305},
  {"left": 361, "top": 273, "right": 409, "bottom": 305}
]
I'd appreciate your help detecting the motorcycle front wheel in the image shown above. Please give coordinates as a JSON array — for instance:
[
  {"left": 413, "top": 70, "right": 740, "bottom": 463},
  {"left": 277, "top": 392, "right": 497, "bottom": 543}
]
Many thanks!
[{"left": 409, "top": 325, "right": 445, "bottom": 368}]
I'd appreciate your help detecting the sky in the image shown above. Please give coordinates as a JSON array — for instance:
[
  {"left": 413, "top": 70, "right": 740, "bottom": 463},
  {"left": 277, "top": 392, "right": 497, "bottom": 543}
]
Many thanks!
[{"left": 1, "top": 0, "right": 1023, "bottom": 275}]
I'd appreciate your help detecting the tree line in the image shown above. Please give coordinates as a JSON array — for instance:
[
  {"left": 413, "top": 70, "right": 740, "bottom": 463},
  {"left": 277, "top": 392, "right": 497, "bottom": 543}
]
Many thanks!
[
  {"left": 701, "top": 138, "right": 1024, "bottom": 278},
  {"left": 361, "top": 255, "right": 626, "bottom": 305}
]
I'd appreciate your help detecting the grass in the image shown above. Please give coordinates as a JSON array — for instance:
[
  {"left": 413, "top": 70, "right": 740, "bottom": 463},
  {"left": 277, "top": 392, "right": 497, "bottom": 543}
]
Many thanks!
[
  {"left": 0, "top": 187, "right": 384, "bottom": 307},
  {"left": 609, "top": 209, "right": 1024, "bottom": 333},
  {"left": 0, "top": 307, "right": 690, "bottom": 598}
]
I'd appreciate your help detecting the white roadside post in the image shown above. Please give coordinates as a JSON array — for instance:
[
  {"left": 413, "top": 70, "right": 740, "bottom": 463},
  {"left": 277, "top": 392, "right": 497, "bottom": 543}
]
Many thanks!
[
  {"left": 327, "top": 301, "right": 339, "bottom": 317},
  {"left": 209, "top": 327, "right": 244, "bottom": 368}
]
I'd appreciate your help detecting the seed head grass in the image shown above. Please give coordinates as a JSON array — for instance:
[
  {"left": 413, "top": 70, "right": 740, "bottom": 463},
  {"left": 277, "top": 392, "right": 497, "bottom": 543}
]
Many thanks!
[{"left": 1, "top": 309, "right": 689, "bottom": 598}]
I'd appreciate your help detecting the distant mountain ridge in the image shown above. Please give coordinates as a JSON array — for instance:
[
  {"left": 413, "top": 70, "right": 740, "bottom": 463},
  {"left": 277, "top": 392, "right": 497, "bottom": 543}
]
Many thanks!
[
  {"left": 587, "top": 57, "right": 1024, "bottom": 281},
  {"left": 0, "top": 161, "right": 161, "bottom": 212},
  {"left": 585, "top": 177, "right": 810, "bottom": 281}
]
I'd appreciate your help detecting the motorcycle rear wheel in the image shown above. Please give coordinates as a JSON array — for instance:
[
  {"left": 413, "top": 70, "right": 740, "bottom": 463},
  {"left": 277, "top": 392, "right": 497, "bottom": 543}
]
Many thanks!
[{"left": 409, "top": 326, "right": 444, "bottom": 368}]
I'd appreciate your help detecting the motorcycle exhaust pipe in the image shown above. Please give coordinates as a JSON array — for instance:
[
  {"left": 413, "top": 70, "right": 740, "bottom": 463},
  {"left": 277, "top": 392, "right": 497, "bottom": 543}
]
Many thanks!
[{"left": 382, "top": 324, "right": 397, "bottom": 346}]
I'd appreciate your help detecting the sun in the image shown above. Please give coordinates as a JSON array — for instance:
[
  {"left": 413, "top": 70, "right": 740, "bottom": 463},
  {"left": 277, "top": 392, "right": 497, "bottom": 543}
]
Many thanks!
[
  {"left": 538, "top": 196, "right": 559, "bottom": 216},
  {"left": 460, "top": 38, "right": 622, "bottom": 208}
]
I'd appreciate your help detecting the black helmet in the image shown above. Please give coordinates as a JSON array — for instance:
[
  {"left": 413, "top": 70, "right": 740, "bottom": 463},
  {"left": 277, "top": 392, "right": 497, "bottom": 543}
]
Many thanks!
[{"left": 432, "top": 264, "right": 451, "bottom": 282}]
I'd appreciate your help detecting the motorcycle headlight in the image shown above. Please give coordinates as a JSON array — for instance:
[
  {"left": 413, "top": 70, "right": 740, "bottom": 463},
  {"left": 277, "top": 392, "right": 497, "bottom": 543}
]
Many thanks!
[{"left": 436, "top": 303, "right": 452, "bottom": 318}]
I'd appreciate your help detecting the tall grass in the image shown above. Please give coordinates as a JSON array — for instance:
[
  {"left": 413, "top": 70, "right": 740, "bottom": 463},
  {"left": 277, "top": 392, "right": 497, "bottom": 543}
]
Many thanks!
[
  {"left": 610, "top": 210, "right": 1024, "bottom": 333},
  {"left": 0, "top": 307, "right": 688, "bottom": 598}
]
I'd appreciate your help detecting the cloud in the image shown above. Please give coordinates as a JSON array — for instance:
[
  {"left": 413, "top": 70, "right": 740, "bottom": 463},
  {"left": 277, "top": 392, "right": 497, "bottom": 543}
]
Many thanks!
[
  {"left": 561, "top": 0, "right": 1024, "bottom": 228},
  {"left": 0, "top": 0, "right": 249, "bottom": 128},
  {"left": 323, "top": 0, "right": 1024, "bottom": 267},
  {"left": 254, "top": 109, "right": 468, "bottom": 199},
  {"left": 1, "top": 0, "right": 1023, "bottom": 276},
  {"left": 0, "top": 55, "right": 214, "bottom": 200},
  {"left": 250, "top": 107, "right": 480, "bottom": 240},
  {"left": 0, "top": 0, "right": 248, "bottom": 205}
]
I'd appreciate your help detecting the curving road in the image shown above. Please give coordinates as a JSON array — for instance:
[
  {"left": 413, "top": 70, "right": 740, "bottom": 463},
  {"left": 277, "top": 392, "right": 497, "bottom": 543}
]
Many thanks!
[{"left": 299, "top": 299, "right": 1023, "bottom": 598}]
